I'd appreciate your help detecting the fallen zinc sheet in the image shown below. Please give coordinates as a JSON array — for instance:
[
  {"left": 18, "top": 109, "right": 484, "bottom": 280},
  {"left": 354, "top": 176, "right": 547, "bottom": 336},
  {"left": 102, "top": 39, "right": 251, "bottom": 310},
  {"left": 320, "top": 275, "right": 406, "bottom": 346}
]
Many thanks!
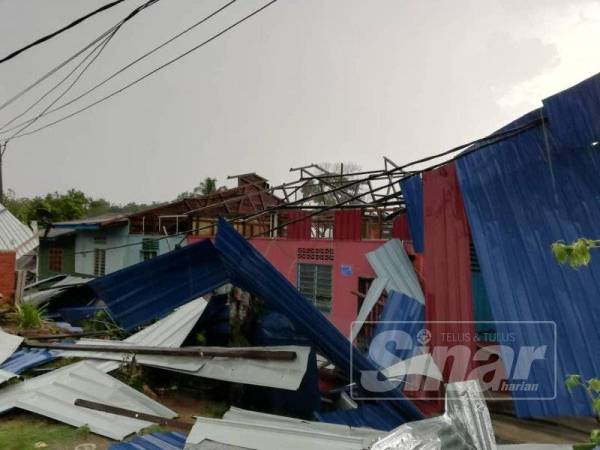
[
  {"left": 370, "top": 380, "right": 496, "bottom": 450},
  {"left": 0, "top": 361, "right": 177, "bottom": 440},
  {"left": 58, "top": 342, "right": 310, "bottom": 391},
  {"left": 89, "top": 239, "right": 228, "bottom": 330},
  {"left": 109, "top": 431, "right": 188, "bottom": 450},
  {"left": 185, "top": 414, "right": 380, "bottom": 450},
  {"left": 214, "top": 219, "right": 424, "bottom": 423},
  {"left": 0, "top": 328, "right": 23, "bottom": 365},
  {"left": 351, "top": 240, "right": 425, "bottom": 343}
]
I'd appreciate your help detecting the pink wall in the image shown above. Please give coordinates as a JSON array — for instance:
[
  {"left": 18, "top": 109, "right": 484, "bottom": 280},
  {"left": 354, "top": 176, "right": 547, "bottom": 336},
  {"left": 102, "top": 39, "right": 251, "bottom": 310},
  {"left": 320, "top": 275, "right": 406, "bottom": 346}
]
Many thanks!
[{"left": 250, "top": 238, "right": 385, "bottom": 337}]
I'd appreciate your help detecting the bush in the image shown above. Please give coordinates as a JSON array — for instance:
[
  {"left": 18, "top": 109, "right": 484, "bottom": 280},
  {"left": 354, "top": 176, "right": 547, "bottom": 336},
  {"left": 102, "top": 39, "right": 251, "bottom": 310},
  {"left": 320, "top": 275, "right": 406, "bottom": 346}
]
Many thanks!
[{"left": 15, "top": 303, "right": 45, "bottom": 329}]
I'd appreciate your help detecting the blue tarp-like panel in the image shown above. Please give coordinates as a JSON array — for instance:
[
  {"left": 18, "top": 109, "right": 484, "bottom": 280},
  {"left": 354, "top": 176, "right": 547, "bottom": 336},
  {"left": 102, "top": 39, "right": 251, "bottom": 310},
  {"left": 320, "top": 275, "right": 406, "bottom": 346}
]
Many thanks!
[
  {"left": 456, "top": 74, "right": 600, "bottom": 416},
  {"left": 400, "top": 175, "right": 424, "bottom": 252},
  {"left": 215, "top": 219, "right": 423, "bottom": 423},
  {"left": 368, "top": 291, "right": 424, "bottom": 368},
  {"left": 315, "top": 402, "right": 403, "bottom": 431},
  {"left": 89, "top": 240, "right": 228, "bottom": 330},
  {"left": 109, "top": 431, "right": 187, "bottom": 449}
]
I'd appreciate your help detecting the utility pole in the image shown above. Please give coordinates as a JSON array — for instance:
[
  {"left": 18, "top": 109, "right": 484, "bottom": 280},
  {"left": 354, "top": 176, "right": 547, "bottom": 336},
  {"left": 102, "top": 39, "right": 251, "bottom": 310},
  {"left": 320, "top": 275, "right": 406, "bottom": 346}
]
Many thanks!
[{"left": 0, "top": 141, "right": 5, "bottom": 203}]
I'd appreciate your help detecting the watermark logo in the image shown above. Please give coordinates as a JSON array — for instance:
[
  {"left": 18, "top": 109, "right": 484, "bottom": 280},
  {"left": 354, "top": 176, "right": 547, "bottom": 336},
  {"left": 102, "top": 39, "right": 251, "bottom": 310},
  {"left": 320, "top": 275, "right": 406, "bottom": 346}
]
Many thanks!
[{"left": 350, "top": 321, "right": 556, "bottom": 400}]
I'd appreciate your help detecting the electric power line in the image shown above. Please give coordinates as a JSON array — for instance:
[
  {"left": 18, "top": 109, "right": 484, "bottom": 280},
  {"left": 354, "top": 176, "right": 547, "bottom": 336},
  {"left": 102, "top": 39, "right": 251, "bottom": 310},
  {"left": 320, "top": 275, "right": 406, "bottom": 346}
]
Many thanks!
[
  {"left": 5, "top": 0, "right": 280, "bottom": 141},
  {"left": 0, "top": 0, "right": 240, "bottom": 135},
  {"left": 0, "top": 0, "right": 126, "bottom": 65}
]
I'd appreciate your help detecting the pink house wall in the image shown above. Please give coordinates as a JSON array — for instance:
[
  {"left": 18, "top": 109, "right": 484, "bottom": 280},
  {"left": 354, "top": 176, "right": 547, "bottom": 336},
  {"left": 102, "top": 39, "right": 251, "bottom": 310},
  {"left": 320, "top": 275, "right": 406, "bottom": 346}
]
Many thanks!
[{"left": 250, "top": 238, "right": 385, "bottom": 337}]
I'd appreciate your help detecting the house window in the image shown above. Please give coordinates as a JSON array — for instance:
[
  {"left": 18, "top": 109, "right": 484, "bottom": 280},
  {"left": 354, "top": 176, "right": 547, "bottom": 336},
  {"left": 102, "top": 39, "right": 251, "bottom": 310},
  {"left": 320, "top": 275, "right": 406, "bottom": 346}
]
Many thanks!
[
  {"left": 297, "top": 263, "right": 332, "bottom": 313},
  {"left": 48, "top": 248, "right": 63, "bottom": 272},
  {"left": 141, "top": 250, "right": 157, "bottom": 261},
  {"left": 94, "top": 249, "right": 106, "bottom": 276}
]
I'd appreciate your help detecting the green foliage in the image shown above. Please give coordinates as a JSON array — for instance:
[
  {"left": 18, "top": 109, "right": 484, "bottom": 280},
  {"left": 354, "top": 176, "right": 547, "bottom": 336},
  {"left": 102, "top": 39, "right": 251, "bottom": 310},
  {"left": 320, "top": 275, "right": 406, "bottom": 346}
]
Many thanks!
[
  {"left": 565, "top": 374, "right": 600, "bottom": 445},
  {"left": 82, "top": 310, "right": 126, "bottom": 339},
  {"left": 15, "top": 302, "right": 45, "bottom": 329},
  {"left": 552, "top": 239, "right": 600, "bottom": 268},
  {"left": 196, "top": 177, "right": 218, "bottom": 196},
  {"left": 3, "top": 188, "right": 164, "bottom": 226},
  {"left": 565, "top": 373, "right": 583, "bottom": 390}
]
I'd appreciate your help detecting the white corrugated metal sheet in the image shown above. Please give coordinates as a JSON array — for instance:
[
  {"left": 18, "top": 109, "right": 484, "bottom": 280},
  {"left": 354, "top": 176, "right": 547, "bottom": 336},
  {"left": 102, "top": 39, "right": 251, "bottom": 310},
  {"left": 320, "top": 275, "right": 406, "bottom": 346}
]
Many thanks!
[
  {"left": 366, "top": 239, "right": 424, "bottom": 303},
  {"left": 60, "top": 343, "right": 310, "bottom": 391},
  {"left": 0, "top": 361, "right": 177, "bottom": 440},
  {"left": 0, "top": 328, "right": 23, "bottom": 365},
  {"left": 185, "top": 416, "right": 371, "bottom": 450},
  {"left": 90, "top": 297, "right": 208, "bottom": 373},
  {"left": 350, "top": 277, "right": 387, "bottom": 341},
  {"left": 0, "top": 204, "right": 38, "bottom": 259}
]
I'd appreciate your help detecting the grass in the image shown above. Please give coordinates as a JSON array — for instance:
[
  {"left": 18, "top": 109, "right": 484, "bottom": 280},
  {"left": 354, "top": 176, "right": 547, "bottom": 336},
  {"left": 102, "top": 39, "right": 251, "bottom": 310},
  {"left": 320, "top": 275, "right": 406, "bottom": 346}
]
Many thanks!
[
  {"left": 15, "top": 303, "right": 45, "bottom": 330},
  {"left": 0, "top": 413, "right": 110, "bottom": 450}
]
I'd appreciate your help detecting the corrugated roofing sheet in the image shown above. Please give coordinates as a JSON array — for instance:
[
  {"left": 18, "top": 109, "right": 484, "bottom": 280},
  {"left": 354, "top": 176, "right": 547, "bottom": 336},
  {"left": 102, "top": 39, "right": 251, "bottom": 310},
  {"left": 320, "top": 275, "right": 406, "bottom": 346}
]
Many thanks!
[
  {"left": 400, "top": 175, "right": 424, "bottom": 252},
  {"left": 185, "top": 416, "right": 369, "bottom": 450},
  {"left": 215, "top": 219, "right": 423, "bottom": 423},
  {"left": 350, "top": 277, "right": 388, "bottom": 341},
  {"left": 110, "top": 431, "right": 187, "bottom": 450},
  {"left": 89, "top": 240, "right": 227, "bottom": 330},
  {"left": 316, "top": 402, "right": 411, "bottom": 432},
  {"left": 365, "top": 239, "right": 424, "bottom": 304},
  {"left": 0, "top": 361, "right": 177, "bottom": 440},
  {"left": 0, "top": 203, "right": 38, "bottom": 259},
  {"left": 456, "top": 75, "right": 600, "bottom": 416},
  {"left": 60, "top": 343, "right": 310, "bottom": 391},
  {"left": 0, "top": 328, "right": 23, "bottom": 365},
  {"left": 0, "top": 348, "right": 55, "bottom": 374},
  {"left": 423, "top": 163, "right": 476, "bottom": 383},
  {"left": 333, "top": 210, "right": 362, "bottom": 241},
  {"left": 368, "top": 291, "right": 424, "bottom": 367},
  {"left": 85, "top": 297, "right": 208, "bottom": 373}
]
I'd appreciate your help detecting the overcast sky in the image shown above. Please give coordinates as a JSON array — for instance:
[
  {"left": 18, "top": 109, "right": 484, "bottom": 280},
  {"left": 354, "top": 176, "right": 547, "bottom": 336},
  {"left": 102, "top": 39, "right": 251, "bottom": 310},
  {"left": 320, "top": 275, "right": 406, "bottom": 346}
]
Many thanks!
[{"left": 1, "top": 0, "right": 599, "bottom": 203}]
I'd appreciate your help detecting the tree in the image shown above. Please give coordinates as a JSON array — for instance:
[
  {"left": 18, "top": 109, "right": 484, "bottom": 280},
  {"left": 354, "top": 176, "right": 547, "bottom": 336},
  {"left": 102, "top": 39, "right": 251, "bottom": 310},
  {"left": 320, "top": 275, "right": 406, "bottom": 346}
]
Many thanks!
[
  {"left": 195, "top": 177, "right": 217, "bottom": 196},
  {"left": 300, "top": 162, "right": 363, "bottom": 206}
]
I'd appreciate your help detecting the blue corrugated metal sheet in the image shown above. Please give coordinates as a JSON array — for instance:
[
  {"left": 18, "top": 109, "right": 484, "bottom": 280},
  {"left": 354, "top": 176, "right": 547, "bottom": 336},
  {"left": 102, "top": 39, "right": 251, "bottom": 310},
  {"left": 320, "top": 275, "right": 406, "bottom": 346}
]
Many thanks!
[
  {"left": 315, "top": 403, "right": 404, "bottom": 431},
  {"left": 215, "top": 218, "right": 423, "bottom": 423},
  {"left": 399, "top": 175, "right": 424, "bottom": 252},
  {"left": 472, "top": 272, "right": 495, "bottom": 334},
  {"left": 58, "top": 305, "right": 106, "bottom": 326},
  {"left": 456, "top": 74, "right": 600, "bottom": 416},
  {"left": 109, "top": 431, "right": 187, "bottom": 449},
  {"left": 368, "top": 291, "right": 424, "bottom": 368},
  {"left": 89, "top": 240, "right": 228, "bottom": 330},
  {"left": 0, "top": 349, "right": 55, "bottom": 374}
]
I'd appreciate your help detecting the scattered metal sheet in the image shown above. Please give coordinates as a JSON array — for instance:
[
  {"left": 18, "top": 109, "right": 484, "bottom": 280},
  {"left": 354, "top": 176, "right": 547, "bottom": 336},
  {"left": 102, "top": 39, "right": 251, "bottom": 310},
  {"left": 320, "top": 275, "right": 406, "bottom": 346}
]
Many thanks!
[
  {"left": 0, "top": 361, "right": 177, "bottom": 440},
  {"left": 0, "top": 369, "right": 16, "bottom": 385},
  {"left": 0, "top": 328, "right": 23, "bottom": 365},
  {"left": 88, "top": 297, "right": 208, "bottom": 373},
  {"left": 62, "top": 343, "right": 310, "bottom": 390},
  {"left": 350, "top": 277, "right": 387, "bottom": 342},
  {"left": 368, "top": 291, "right": 424, "bottom": 366},
  {"left": 370, "top": 380, "right": 496, "bottom": 450},
  {"left": 365, "top": 239, "right": 424, "bottom": 304},
  {"left": 109, "top": 432, "right": 188, "bottom": 450},
  {"left": 223, "top": 407, "right": 382, "bottom": 445},
  {"left": 0, "top": 348, "right": 55, "bottom": 375},
  {"left": 0, "top": 203, "right": 38, "bottom": 259},
  {"left": 185, "top": 416, "right": 369, "bottom": 450},
  {"left": 89, "top": 240, "right": 227, "bottom": 330},
  {"left": 215, "top": 219, "right": 423, "bottom": 423},
  {"left": 382, "top": 353, "right": 443, "bottom": 382}
]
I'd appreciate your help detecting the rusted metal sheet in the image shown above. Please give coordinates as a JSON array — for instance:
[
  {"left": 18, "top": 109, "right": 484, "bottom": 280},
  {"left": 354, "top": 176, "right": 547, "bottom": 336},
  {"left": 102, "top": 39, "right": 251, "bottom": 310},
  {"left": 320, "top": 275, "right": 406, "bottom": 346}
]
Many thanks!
[{"left": 423, "top": 164, "right": 476, "bottom": 382}]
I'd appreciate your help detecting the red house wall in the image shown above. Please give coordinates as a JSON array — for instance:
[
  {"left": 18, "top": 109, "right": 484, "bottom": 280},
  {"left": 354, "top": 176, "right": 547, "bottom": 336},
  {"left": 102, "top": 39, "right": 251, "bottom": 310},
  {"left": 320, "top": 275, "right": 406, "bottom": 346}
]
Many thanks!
[
  {"left": 0, "top": 251, "right": 16, "bottom": 305},
  {"left": 250, "top": 238, "right": 384, "bottom": 336}
]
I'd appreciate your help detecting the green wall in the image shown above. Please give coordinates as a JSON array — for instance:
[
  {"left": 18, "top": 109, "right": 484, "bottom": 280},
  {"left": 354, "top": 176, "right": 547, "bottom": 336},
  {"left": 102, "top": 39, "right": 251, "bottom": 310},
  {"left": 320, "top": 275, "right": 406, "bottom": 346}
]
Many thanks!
[{"left": 38, "top": 235, "right": 76, "bottom": 280}]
